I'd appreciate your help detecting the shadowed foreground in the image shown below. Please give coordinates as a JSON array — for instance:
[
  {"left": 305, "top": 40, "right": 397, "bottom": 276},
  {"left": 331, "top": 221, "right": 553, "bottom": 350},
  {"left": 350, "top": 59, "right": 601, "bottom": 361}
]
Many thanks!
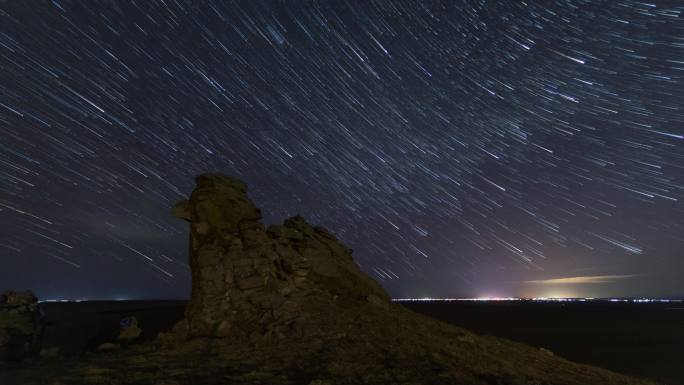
[{"left": 0, "top": 174, "right": 660, "bottom": 385}]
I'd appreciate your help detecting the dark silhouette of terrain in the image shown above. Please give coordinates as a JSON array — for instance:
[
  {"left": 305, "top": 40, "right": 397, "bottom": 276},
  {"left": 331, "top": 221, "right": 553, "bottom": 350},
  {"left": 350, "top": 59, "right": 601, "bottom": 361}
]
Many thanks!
[
  {"left": 403, "top": 301, "right": 683, "bottom": 385},
  {"left": 6, "top": 299, "right": 678, "bottom": 385},
  {"left": 0, "top": 174, "right": 663, "bottom": 384}
]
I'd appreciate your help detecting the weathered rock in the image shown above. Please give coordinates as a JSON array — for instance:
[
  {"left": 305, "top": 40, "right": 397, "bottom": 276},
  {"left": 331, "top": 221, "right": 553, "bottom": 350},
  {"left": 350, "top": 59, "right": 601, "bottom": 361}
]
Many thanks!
[
  {"left": 169, "top": 173, "right": 390, "bottom": 341},
  {"left": 0, "top": 290, "right": 44, "bottom": 362}
]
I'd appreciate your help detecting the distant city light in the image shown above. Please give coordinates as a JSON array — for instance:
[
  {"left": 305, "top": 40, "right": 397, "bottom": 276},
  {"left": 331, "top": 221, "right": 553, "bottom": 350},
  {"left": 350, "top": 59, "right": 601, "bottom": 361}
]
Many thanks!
[
  {"left": 392, "top": 297, "right": 682, "bottom": 303},
  {"left": 38, "top": 297, "right": 129, "bottom": 303}
]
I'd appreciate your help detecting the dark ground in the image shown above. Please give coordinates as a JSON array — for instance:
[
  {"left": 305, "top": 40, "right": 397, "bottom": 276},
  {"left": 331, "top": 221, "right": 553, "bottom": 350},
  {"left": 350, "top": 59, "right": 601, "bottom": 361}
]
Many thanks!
[
  {"left": 402, "top": 301, "right": 684, "bottom": 385},
  {"left": 10, "top": 300, "right": 684, "bottom": 385},
  {"left": 38, "top": 300, "right": 186, "bottom": 355}
]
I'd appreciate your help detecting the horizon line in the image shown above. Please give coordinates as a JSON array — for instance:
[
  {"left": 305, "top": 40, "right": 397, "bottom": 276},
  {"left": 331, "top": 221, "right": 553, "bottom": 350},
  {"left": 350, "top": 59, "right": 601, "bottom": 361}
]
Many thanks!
[
  {"left": 34, "top": 296, "right": 684, "bottom": 303},
  {"left": 392, "top": 297, "right": 684, "bottom": 302}
]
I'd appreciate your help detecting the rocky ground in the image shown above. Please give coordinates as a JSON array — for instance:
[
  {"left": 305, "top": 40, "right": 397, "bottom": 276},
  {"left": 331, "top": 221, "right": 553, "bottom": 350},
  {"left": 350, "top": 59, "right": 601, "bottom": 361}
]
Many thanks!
[
  {"left": 1, "top": 302, "right": 661, "bottom": 385},
  {"left": 0, "top": 174, "right": 662, "bottom": 385}
]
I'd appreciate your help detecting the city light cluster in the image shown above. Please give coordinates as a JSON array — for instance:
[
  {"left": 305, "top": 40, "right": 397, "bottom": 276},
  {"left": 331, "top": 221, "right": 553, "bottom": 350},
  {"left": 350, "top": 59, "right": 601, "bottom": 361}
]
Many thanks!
[{"left": 393, "top": 297, "right": 683, "bottom": 303}]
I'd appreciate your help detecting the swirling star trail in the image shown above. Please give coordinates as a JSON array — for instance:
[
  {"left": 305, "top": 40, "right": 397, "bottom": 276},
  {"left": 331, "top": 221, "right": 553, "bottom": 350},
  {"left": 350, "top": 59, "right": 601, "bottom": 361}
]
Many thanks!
[{"left": 1, "top": 1, "right": 683, "bottom": 299}]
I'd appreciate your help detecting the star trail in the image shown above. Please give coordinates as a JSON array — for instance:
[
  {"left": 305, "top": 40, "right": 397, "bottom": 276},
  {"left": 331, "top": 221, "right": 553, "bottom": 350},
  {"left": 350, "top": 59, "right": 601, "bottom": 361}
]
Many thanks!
[{"left": 1, "top": 1, "right": 683, "bottom": 300}]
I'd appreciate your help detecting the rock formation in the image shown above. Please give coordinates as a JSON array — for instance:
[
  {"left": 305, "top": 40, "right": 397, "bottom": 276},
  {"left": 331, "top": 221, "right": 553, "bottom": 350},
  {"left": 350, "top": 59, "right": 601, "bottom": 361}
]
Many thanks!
[
  {"left": 0, "top": 290, "right": 44, "bottom": 362},
  {"left": 169, "top": 173, "right": 391, "bottom": 344},
  {"left": 143, "top": 173, "right": 654, "bottom": 385},
  {"left": 3, "top": 174, "right": 660, "bottom": 385}
]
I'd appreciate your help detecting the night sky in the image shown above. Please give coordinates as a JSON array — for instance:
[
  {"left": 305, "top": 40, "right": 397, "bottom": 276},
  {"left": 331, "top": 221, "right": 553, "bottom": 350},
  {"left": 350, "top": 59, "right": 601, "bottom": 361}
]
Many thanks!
[{"left": 1, "top": 1, "right": 683, "bottom": 300}]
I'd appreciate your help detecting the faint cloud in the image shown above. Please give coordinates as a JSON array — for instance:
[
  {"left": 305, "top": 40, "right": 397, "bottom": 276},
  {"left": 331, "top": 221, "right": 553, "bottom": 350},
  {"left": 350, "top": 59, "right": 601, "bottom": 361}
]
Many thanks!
[
  {"left": 521, "top": 274, "right": 639, "bottom": 285},
  {"left": 571, "top": 266, "right": 601, "bottom": 273}
]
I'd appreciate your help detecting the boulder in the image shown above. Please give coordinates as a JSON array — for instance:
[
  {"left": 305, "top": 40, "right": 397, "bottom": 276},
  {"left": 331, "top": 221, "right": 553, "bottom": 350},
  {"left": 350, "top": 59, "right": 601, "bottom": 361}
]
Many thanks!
[
  {"left": 0, "top": 290, "right": 45, "bottom": 362},
  {"left": 117, "top": 316, "right": 142, "bottom": 344}
]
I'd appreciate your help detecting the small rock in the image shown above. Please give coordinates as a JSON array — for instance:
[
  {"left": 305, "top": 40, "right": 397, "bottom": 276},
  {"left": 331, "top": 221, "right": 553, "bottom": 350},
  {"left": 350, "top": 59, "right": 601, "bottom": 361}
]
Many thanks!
[
  {"left": 40, "top": 347, "right": 59, "bottom": 358},
  {"left": 96, "top": 342, "right": 120, "bottom": 352},
  {"left": 118, "top": 316, "right": 142, "bottom": 344},
  {"left": 539, "top": 347, "right": 554, "bottom": 356},
  {"left": 456, "top": 334, "right": 475, "bottom": 344}
]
